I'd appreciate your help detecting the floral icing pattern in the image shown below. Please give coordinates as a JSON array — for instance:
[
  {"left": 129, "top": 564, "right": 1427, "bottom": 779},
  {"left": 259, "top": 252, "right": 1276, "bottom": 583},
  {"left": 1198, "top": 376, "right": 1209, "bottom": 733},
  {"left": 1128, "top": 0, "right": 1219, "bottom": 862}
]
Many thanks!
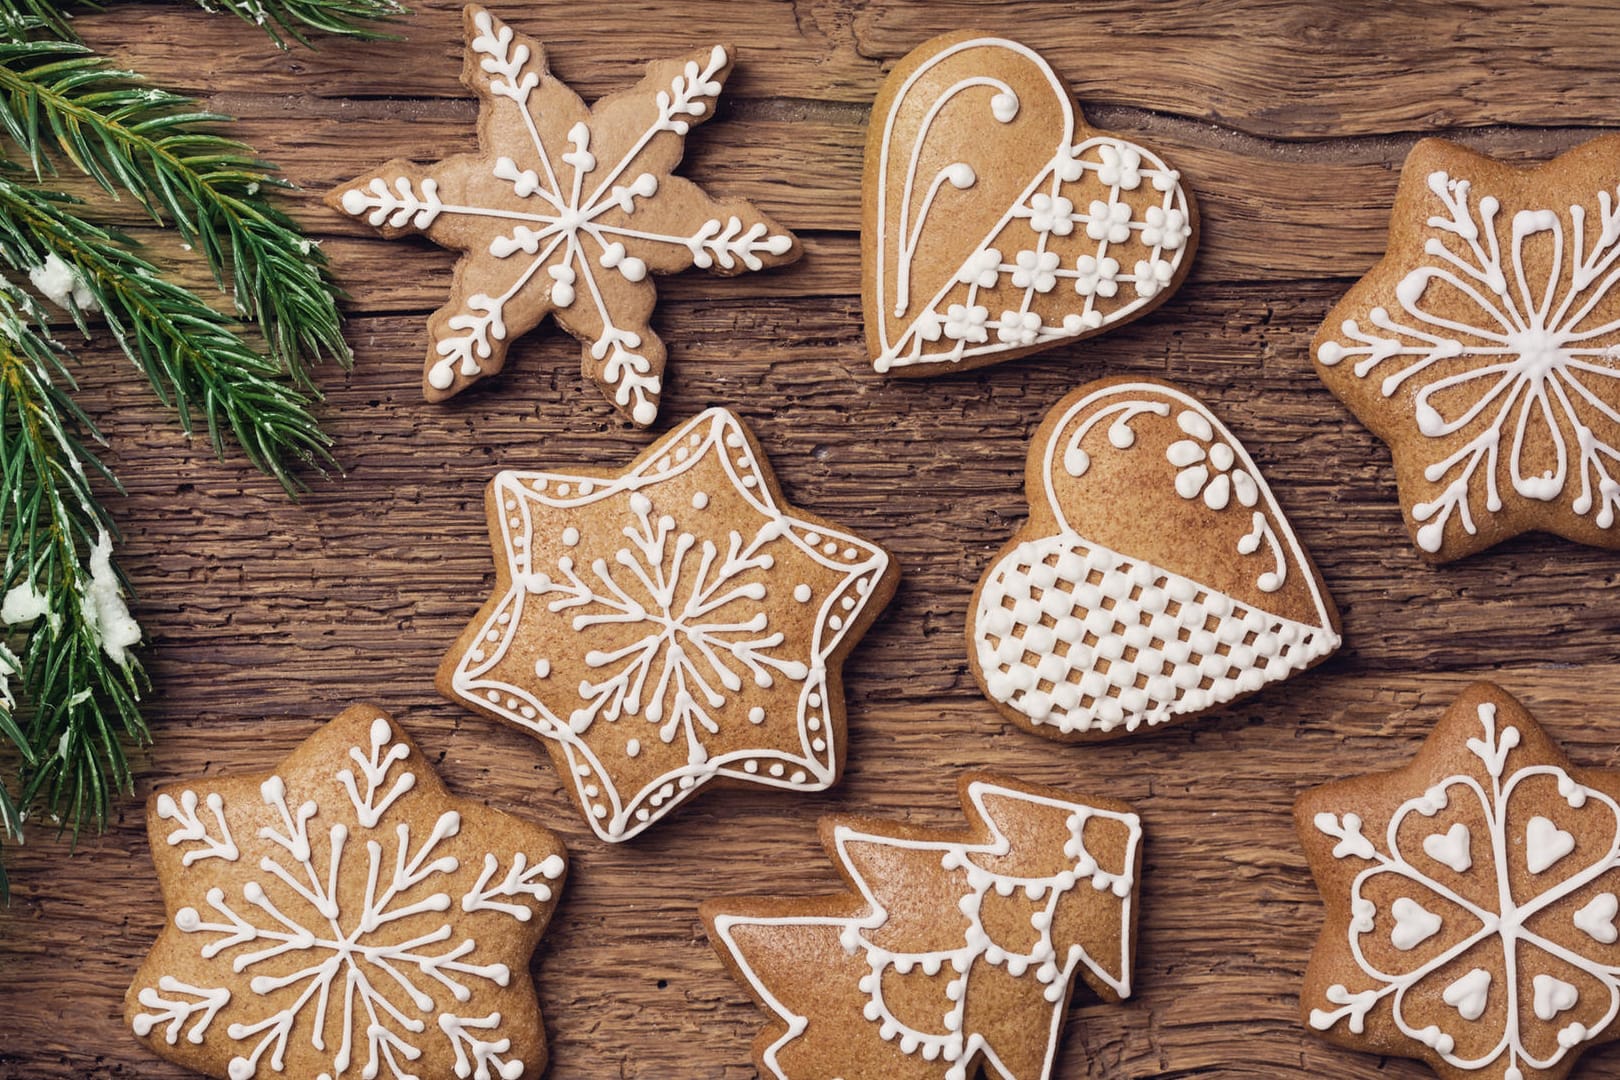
[
  {"left": 126, "top": 706, "right": 567, "bottom": 1080},
  {"left": 331, "top": 6, "right": 797, "bottom": 426},
  {"left": 1300, "top": 683, "right": 1620, "bottom": 1078},
  {"left": 1315, "top": 137, "right": 1620, "bottom": 559},
  {"left": 865, "top": 34, "right": 1195, "bottom": 375},
  {"left": 440, "top": 408, "right": 896, "bottom": 842},
  {"left": 704, "top": 775, "right": 1142, "bottom": 1080}
]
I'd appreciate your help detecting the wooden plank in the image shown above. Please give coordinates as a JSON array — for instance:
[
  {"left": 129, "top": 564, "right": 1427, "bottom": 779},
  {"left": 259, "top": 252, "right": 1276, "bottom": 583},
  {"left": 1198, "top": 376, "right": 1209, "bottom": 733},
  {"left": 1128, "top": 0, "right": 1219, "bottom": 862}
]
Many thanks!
[
  {"left": 79, "top": 1, "right": 1620, "bottom": 138},
  {"left": 9, "top": 2, "right": 1620, "bottom": 1077},
  {"left": 9, "top": 291, "right": 1620, "bottom": 1077}
]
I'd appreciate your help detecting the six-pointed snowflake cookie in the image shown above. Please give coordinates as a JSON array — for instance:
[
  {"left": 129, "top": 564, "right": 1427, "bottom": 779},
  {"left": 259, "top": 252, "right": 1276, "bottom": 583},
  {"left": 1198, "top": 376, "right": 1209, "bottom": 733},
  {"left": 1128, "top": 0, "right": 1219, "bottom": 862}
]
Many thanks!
[
  {"left": 327, "top": 5, "right": 799, "bottom": 426},
  {"left": 436, "top": 407, "right": 899, "bottom": 842},
  {"left": 969, "top": 377, "right": 1341, "bottom": 740},
  {"left": 1315, "top": 136, "right": 1620, "bottom": 562},
  {"left": 125, "top": 704, "right": 567, "bottom": 1080},
  {"left": 863, "top": 31, "right": 1197, "bottom": 376},
  {"left": 702, "top": 772, "right": 1142, "bottom": 1080},
  {"left": 1299, "top": 683, "right": 1620, "bottom": 1080}
]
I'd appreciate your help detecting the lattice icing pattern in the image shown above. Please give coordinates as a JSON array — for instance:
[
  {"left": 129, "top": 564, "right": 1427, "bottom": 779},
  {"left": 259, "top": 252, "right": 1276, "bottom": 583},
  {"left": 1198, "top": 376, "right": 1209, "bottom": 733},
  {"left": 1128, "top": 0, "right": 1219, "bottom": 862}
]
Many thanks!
[{"left": 975, "top": 535, "right": 1336, "bottom": 736}]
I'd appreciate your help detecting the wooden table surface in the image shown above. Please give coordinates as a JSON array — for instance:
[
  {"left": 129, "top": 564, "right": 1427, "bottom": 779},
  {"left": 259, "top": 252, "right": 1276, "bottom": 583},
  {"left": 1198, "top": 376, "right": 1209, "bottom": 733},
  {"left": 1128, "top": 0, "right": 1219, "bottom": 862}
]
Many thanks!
[{"left": 6, "top": 1, "right": 1620, "bottom": 1076}]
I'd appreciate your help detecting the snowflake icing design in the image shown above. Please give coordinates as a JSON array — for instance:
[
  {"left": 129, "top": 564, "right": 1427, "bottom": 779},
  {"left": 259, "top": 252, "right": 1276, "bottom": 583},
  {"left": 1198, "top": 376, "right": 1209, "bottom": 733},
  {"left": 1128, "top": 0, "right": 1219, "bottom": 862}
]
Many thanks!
[
  {"left": 331, "top": 6, "right": 797, "bottom": 426},
  {"left": 1316, "top": 140, "right": 1620, "bottom": 556},
  {"left": 869, "top": 36, "right": 1193, "bottom": 374},
  {"left": 442, "top": 408, "right": 895, "bottom": 842},
  {"left": 706, "top": 777, "right": 1142, "bottom": 1080},
  {"left": 127, "top": 707, "right": 567, "bottom": 1080},
  {"left": 1303, "top": 685, "right": 1620, "bottom": 1078}
]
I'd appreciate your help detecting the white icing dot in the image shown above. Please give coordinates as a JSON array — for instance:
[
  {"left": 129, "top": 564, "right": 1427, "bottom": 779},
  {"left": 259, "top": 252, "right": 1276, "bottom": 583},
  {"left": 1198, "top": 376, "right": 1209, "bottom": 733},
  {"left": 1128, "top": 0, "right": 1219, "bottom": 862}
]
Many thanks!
[
  {"left": 626, "top": 739, "right": 641, "bottom": 758},
  {"left": 808, "top": 693, "right": 822, "bottom": 708},
  {"left": 793, "top": 584, "right": 812, "bottom": 603},
  {"left": 592, "top": 804, "right": 607, "bottom": 818},
  {"left": 822, "top": 541, "right": 837, "bottom": 555},
  {"left": 691, "top": 491, "right": 710, "bottom": 509},
  {"left": 561, "top": 527, "right": 580, "bottom": 547},
  {"left": 534, "top": 659, "right": 551, "bottom": 678},
  {"left": 769, "top": 763, "right": 785, "bottom": 777},
  {"left": 744, "top": 760, "right": 759, "bottom": 773},
  {"left": 748, "top": 707, "right": 765, "bottom": 724},
  {"left": 558, "top": 483, "right": 571, "bottom": 496}
]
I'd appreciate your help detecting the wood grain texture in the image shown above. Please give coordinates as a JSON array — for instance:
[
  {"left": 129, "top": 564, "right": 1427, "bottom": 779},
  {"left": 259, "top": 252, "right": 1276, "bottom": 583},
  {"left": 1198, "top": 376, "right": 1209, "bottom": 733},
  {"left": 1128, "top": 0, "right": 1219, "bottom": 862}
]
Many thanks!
[{"left": 5, "top": 2, "right": 1620, "bottom": 1078}]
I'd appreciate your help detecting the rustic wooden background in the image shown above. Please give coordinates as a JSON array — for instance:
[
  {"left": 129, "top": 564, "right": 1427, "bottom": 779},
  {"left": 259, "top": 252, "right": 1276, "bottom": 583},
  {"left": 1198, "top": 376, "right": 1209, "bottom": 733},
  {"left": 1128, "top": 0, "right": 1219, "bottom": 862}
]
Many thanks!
[{"left": 5, "top": 1, "right": 1620, "bottom": 1076}]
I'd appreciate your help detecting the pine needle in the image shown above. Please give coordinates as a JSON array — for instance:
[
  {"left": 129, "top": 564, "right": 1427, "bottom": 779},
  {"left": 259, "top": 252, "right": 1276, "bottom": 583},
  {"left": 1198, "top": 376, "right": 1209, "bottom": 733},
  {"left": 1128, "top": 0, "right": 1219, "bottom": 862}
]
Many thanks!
[
  {"left": 0, "top": 277, "right": 149, "bottom": 901},
  {"left": 0, "top": 37, "right": 353, "bottom": 385}
]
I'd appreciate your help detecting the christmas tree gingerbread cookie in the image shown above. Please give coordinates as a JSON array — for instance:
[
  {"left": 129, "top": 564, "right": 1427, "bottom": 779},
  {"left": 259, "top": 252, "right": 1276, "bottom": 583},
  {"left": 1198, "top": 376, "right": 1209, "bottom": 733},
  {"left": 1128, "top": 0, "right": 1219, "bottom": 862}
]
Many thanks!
[
  {"left": 126, "top": 704, "right": 567, "bottom": 1080},
  {"left": 864, "top": 32, "right": 1197, "bottom": 376},
  {"left": 969, "top": 377, "right": 1340, "bottom": 740},
  {"left": 1315, "top": 136, "right": 1620, "bottom": 562},
  {"left": 1299, "top": 683, "right": 1620, "bottom": 1079},
  {"left": 329, "top": 5, "right": 799, "bottom": 426},
  {"left": 437, "top": 407, "right": 899, "bottom": 842},
  {"left": 702, "top": 772, "right": 1143, "bottom": 1080}
]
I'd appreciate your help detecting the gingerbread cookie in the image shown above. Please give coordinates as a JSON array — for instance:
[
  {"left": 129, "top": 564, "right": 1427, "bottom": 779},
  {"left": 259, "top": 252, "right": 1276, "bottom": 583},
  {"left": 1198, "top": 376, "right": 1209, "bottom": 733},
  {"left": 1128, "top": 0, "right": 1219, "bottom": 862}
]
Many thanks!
[
  {"left": 126, "top": 705, "right": 567, "bottom": 1080},
  {"left": 329, "top": 5, "right": 799, "bottom": 426},
  {"left": 1314, "top": 136, "right": 1620, "bottom": 562},
  {"left": 969, "top": 377, "right": 1340, "bottom": 740},
  {"left": 1299, "top": 682, "right": 1620, "bottom": 1080},
  {"left": 864, "top": 32, "right": 1197, "bottom": 376},
  {"left": 702, "top": 772, "right": 1142, "bottom": 1080},
  {"left": 437, "top": 407, "right": 899, "bottom": 842}
]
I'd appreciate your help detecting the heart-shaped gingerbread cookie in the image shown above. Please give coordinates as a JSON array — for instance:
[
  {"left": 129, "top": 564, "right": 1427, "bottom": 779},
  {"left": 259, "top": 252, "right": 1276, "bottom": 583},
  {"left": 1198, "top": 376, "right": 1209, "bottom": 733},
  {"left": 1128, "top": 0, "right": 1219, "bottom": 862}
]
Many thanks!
[
  {"left": 969, "top": 378, "right": 1341, "bottom": 740},
  {"left": 864, "top": 33, "right": 1198, "bottom": 376}
]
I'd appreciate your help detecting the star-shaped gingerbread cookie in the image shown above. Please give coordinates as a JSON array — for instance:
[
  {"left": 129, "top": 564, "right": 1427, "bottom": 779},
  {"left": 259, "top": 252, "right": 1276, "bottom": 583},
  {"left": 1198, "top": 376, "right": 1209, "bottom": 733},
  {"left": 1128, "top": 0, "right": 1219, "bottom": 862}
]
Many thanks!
[
  {"left": 126, "top": 705, "right": 567, "bottom": 1080},
  {"left": 437, "top": 407, "right": 899, "bottom": 842},
  {"left": 1314, "top": 136, "right": 1620, "bottom": 562},
  {"left": 1299, "top": 683, "right": 1620, "bottom": 1080},
  {"left": 328, "top": 5, "right": 800, "bottom": 426}
]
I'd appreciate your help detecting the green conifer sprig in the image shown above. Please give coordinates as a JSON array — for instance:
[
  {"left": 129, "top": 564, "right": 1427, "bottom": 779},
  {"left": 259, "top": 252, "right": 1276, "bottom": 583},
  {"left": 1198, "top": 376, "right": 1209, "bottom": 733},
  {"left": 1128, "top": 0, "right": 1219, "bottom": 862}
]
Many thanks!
[{"left": 0, "top": 277, "right": 147, "bottom": 899}]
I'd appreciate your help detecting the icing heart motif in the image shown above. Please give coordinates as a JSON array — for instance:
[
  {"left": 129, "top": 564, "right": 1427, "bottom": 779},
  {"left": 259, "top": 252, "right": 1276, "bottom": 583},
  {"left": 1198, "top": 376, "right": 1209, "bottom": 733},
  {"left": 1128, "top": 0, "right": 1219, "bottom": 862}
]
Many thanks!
[
  {"left": 1576, "top": 892, "right": 1620, "bottom": 944},
  {"left": 1389, "top": 896, "right": 1442, "bottom": 951},
  {"left": 970, "top": 378, "right": 1340, "bottom": 740},
  {"left": 864, "top": 32, "right": 1197, "bottom": 376},
  {"left": 1526, "top": 814, "right": 1577, "bottom": 873},
  {"left": 1441, "top": 967, "right": 1492, "bottom": 1022},
  {"left": 1422, "top": 821, "right": 1473, "bottom": 873},
  {"left": 1533, "top": 974, "right": 1580, "bottom": 1021}
]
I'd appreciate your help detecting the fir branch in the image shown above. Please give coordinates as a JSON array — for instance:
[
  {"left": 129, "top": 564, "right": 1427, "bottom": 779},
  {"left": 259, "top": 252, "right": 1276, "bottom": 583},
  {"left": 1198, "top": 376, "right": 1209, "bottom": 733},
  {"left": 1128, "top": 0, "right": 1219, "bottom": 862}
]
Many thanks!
[
  {"left": 0, "top": 1, "right": 404, "bottom": 48},
  {"left": 0, "top": 178, "right": 333, "bottom": 493},
  {"left": 191, "top": 0, "right": 406, "bottom": 48},
  {"left": 0, "top": 38, "right": 353, "bottom": 385},
  {"left": 0, "top": 276, "right": 148, "bottom": 900}
]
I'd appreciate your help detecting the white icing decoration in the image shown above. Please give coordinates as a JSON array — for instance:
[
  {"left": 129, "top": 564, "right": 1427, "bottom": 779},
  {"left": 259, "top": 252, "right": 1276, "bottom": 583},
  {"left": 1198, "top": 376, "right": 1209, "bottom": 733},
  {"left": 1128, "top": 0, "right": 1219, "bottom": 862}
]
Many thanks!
[
  {"left": 1423, "top": 822, "right": 1473, "bottom": 873},
  {"left": 709, "top": 779, "right": 1141, "bottom": 1080},
  {"left": 1309, "top": 699, "right": 1620, "bottom": 1075},
  {"left": 1318, "top": 168, "right": 1620, "bottom": 552},
  {"left": 1576, "top": 892, "right": 1620, "bottom": 944},
  {"left": 131, "top": 715, "right": 556, "bottom": 1079},
  {"left": 973, "top": 383, "right": 1338, "bottom": 734},
  {"left": 1526, "top": 815, "right": 1575, "bottom": 873},
  {"left": 460, "top": 852, "right": 565, "bottom": 920},
  {"left": 1534, "top": 974, "right": 1580, "bottom": 1021},
  {"left": 155, "top": 789, "right": 239, "bottom": 865},
  {"left": 1390, "top": 897, "right": 1443, "bottom": 950},
  {"left": 871, "top": 38, "right": 1191, "bottom": 373},
  {"left": 333, "top": 13, "right": 793, "bottom": 426},
  {"left": 448, "top": 409, "right": 890, "bottom": 842},
  {"left": 1443, "top": 967, "right": 1492, "bottom": 1022},
  {"left": 132, "top": 978, "right": 230, "bottom": 1045}
]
